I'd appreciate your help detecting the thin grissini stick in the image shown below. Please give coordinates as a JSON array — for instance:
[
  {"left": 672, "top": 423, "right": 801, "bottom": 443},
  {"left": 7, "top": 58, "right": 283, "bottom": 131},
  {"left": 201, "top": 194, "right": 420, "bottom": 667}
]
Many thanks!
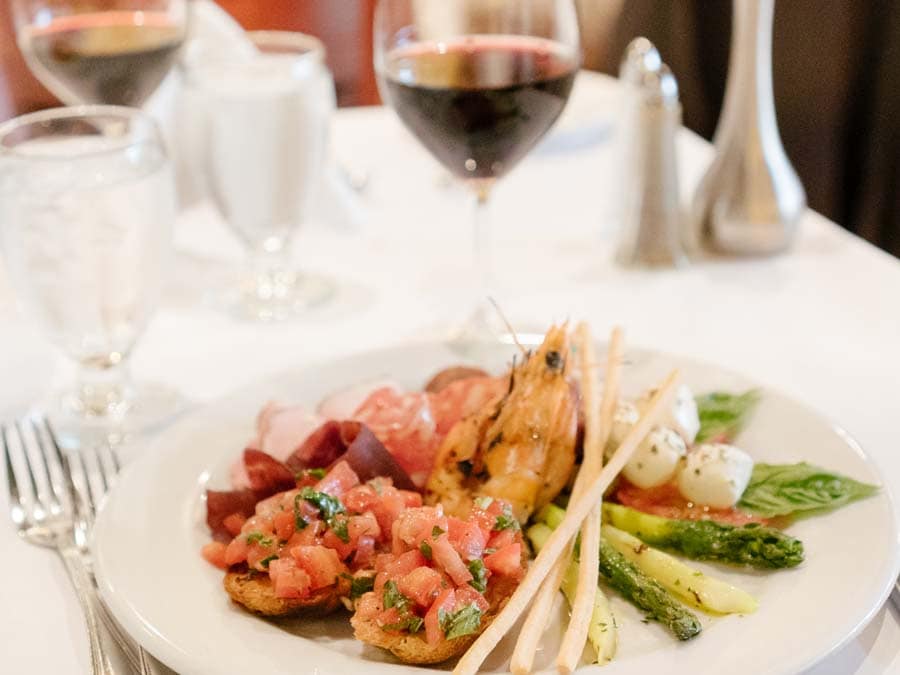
[
  {"left": 453, "top": 369, "right": 680, "bottom": 675},
  {"left": 510, "top": 325, "right": 617, "bottom": 675},
  {"left": 557, "top": 326, "right": 623, "bottom": 673}
]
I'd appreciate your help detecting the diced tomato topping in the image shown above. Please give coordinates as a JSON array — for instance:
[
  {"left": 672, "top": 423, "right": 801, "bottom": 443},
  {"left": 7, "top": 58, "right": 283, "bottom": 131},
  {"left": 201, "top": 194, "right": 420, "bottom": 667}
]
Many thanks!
[
  {"left": 393, "top": 506, "right": 446, "bottom": 553},
  {"left": 425, "top": 588, "right": 456, "bottom": 645},
  {"left": 374, "top": 606, "right": 405, "bottom": 631},
  {"left": 240, "top": 515, "right": 274, "bottom": 535},
  {"left": 315, "top": 460, "right": 360, "bottom": 497},
  {"left": 385, "top": 549, "right": 428, "bottom": 578},
  {"left": 400, "top": 490, "right": 423, "bottom": 508},
  {"left": 398, "top": 566, "right": 443, "bottom": 608},
  {"left": 289, "top": 519, "right": 324, "bottom": 547},
  {"left": 348, "top": 512, "right": 382, "bottom": 542},
  {"left": 224, "top": 536, "right": 249, "bottom": 566},
  {"left": 201, "top": 541, "right": 228, "bottom": 569},
  {"left": 269, "top": 558, "right": 312, "bottom": 599},
  {"left": 487, "top": 528, "right": 517, "bottom": 552},
  {"left": 371, "top": 489, "right": 408, "bottom": 540},
  {"left": 484, "top": 543, "right": 523, "bottom": 579},
  {"left": 453, "top": 585, "right": 490, "bottom": 613},
  {"left": 431, "top": 535, "right": 473, "bottom": 586},
  {"left": 272, "top": 509, "right": 295, "bottom": 541},
  {"left": 354, "top": 535, "right": 377, "bottom": 569},
  {"left": 291, "top": 545, "right": 348, "bottom": 589},
  {"left": 448, "top": 517, "right": 488, "bottom": 561},
  {"left": 247, "top": 538, "right": 278, "bottom": 571},
  {"left": 322, "top": 526, "right": 356, "bottom": 561},
  {"left": 222, "top": 513, "right": 247, "bottom": 537},
  {"left": 343, "top": 484, "right": 379, "bottom": 514}
]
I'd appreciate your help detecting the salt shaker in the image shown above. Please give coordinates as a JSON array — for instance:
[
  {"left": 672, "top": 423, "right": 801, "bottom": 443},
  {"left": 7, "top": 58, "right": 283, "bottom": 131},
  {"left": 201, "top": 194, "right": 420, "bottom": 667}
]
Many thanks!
[
  {"left": 688, "top": 0, "right": 805, "bottom": 256},
  {"left": 615, "top": 42, "right": 686, "bottom": 268}
]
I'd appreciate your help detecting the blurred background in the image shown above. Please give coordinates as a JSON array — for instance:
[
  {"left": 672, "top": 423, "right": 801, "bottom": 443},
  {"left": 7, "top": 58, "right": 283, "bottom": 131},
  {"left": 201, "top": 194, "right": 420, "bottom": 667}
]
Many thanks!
[{"left": 2, "top": 0, "right": 897, "bottom": 257}]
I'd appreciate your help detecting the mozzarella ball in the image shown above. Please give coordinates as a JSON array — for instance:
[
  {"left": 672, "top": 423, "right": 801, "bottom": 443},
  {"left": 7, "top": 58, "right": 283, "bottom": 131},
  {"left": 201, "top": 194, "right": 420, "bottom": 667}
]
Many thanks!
[
  {"left": 638, "top": 383, "right": 700, "bottom": 444},
  {"left": 606, "top": 401, "right": 640, "bottom": 459},
  {"left": 622, "top": 426, "right": 687, "bottom": 488},
  {"left": 677, "top": 443, "right": 754, "bottom": 508}
]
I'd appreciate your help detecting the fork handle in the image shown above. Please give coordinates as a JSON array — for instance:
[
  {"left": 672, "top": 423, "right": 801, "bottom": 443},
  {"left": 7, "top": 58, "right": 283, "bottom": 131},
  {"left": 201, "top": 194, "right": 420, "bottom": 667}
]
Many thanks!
[{"left": 59, "top": 545, "right": 115, "bottom": 675}]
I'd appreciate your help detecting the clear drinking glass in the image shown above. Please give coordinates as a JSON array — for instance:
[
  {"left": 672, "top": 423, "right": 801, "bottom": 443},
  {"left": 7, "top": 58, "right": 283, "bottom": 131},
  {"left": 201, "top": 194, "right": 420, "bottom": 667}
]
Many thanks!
[
  {"left": 182, "top": 31, "right": 335, "bottom": 322},
  {"left": 375, "top": 0, "right": 580, "bottom": 345},
  {"left": 0, "top": 107, "right": 176, "bottom": 431},
  {"left": 12, "top": 0, "right": 188, "bottom": 107}
]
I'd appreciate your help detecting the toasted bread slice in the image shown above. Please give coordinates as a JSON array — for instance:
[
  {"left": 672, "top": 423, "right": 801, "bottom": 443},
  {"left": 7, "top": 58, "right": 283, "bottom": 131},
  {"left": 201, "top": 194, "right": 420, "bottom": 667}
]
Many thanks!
[
  {"left": 224, "top": 570, "right": 350, "bottom": 618},
  {"left": 350, "top": 576, "right": 519, "bottom": 664}
]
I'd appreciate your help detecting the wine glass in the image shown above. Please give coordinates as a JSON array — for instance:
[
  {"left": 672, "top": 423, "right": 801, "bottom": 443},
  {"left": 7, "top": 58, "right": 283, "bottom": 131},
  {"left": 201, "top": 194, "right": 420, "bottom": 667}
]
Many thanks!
[
  {"left": 0, "top": 106, "right": 179, "bottom": 436},
  {"left": 12, "top": 0, "right": 188, "bottom": 107},
  {"left": 374, "top": 0, "right": 580, "bottom": 346},
  {"left": 181, "top": 31, "right": 335, "bottom": 321}
]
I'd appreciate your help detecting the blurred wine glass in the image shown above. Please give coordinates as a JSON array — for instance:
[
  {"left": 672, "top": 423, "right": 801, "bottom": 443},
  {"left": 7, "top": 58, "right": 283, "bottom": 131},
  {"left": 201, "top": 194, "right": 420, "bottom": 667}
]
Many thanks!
[
  {"left": 0, "top": 106, "right": 179, "bottom": 436},
  {"left": 12, "top": 0, "right": 188, "bottom": 107},
  {"left": 182, "top": 31, "right": 336, "bottom": 322},
  {"left": 375, "top": 0, "right": 580, "bottom": 346}
]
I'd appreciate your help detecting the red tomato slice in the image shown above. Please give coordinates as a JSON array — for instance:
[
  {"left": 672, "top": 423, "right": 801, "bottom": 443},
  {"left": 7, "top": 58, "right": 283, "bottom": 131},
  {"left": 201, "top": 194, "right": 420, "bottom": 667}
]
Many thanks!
[
  {"left": 614, "top": 480, "right": 770, "bottom": 526},
  {"left": 484, "top": 543, "right": 524, "bottom": 579},
  {"left": 398, "top": 567, "right": 443, "bottom": 608},
  {"left": 201, "top": 542, "right": 228, "bottom": 569},
  {"left": 269, "top": 558, "right": 312, "bottom": 599},
  {"left": 291, "top": 545, "right": 347, "bottom": 589},
  {"left": 425, "top": 589, "right": 456, "bottom": 645}
]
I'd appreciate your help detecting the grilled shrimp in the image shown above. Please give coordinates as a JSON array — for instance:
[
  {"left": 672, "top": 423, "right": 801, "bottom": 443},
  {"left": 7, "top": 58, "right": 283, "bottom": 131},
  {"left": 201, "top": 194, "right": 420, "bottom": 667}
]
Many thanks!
[{"left": 425, "top": 325, "right": 578, "bottom": 522}]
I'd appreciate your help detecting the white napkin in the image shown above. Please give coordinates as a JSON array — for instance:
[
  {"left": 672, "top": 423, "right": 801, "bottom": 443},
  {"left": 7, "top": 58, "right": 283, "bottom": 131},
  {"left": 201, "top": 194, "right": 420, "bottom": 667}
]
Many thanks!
[{"left": 146, "top": 0, "right": 366, "bottom": 231}]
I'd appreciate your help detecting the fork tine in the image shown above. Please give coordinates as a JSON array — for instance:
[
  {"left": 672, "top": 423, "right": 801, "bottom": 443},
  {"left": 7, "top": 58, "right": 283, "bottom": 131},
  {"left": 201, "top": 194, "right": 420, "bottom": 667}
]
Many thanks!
[
  {"left": 41, "top": 418, "right": 80, "bottom": 515},
  {"left": 76, "top": 450, "right": 97, "bottom": 517},
  {"left": 29, "top": 417, "right": 65, "bottom": 514},
  {"left": 15, "top": 421, "right": 46, "bottom": 521},
  {"left": 2, "top": 425, "right": 26, "bottom": 528},
  {"left": 90, "top": 444, "right": 110, "bottom": 496}
]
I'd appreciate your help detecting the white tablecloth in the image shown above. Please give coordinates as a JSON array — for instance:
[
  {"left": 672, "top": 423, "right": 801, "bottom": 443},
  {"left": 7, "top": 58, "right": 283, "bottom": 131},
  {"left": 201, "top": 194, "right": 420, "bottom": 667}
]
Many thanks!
[{"left": 2, "top": 72, "right": 898, "bottom": 674}]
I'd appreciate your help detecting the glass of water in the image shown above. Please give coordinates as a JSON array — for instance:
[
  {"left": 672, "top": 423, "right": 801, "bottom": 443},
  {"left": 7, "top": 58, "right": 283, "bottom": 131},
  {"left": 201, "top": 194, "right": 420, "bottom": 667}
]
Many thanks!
[
  {"left": 183, "top": 31, "right": 335, "bottom": 321},
  {"left": 0, "top": 106, "right": 176, "bottom": 430}
]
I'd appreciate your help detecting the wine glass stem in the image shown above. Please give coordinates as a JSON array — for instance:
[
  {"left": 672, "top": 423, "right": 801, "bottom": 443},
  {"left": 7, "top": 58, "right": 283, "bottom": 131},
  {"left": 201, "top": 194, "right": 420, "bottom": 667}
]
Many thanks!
[
  {"left": 472, "top": 180, "right": 494, "bottom": 309},
  {"left": 73, "top": 359, "right": 133, "bottom": 418}
]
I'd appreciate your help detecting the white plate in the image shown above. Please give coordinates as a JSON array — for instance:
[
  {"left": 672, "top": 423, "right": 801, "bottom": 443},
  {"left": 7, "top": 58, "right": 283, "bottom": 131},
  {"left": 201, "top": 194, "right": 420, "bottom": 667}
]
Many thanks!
[{"left": 92, "top": 342, "right": 900, "bottom": 675}]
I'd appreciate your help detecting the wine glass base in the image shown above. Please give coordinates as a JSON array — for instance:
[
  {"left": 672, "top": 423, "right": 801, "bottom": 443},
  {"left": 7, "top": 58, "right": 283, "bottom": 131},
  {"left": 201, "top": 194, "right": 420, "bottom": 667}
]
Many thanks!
[
  {"left": 223, "top": 271, "right": 335, "bottom": 322},
  {"left": 48, "top": 380, "right": 189, "bottom": 448}
]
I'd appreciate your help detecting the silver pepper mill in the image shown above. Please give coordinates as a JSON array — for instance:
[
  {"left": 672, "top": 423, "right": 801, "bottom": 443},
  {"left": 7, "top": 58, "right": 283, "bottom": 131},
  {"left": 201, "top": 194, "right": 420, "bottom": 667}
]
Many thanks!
[
  {"left": 616, "top": 39, "right": 687, "bottom": 268},
  {"left": 689, "top": 0, "right": 806, "bottom": 256}
]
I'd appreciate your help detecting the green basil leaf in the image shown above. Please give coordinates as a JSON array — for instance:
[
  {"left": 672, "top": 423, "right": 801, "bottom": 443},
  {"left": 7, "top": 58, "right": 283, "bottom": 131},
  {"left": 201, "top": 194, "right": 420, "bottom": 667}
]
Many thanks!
[
  {"left": 419, "top": 541, "right": 433, "bottom": 560},
  {"left": 493, "top": 513, "right": 520, "bottom": 532},
  {"left": 441, "top": 603, "right": 483, "bottom": 640},
  {"left": 350, "top": 575, "right": 375, "bottom": 599},
  {"left": 467, "top": 559, "right": 488, "bottom": 593},
  {"left": 695, "top": 390, "right": 760, "bottom": 443},
  {"left": 382, "top": 580, "right": 408, "bottom": 610},
  {"left": 738, "top": 462, "right": 879, "bottom": 517},
  {"left": 300, "top": 487, "right": 346, "bottom": 522},
  {"left": 245, "top": 532, "right": 273, "bottom": 547}
]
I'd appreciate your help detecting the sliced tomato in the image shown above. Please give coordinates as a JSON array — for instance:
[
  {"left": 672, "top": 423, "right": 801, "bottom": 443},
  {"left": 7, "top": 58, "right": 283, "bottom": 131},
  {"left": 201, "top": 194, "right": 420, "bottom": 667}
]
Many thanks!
[
  {"left": 343, "top": 484, "right": 379, "bottom": 514},
  {"left": 486, "top": 528, "right": 517, "bottom": 552},
  {"left": 322, "top": 527, "right": 356, "bottom": 561},
  {"left": 398, "top": 567, "right": 443, "bottom": 608},
  {"left": 247, "top": 538, "right": 278, "bottom": 571},
  {"left": 315, "top": 460, "right": 360, "bottom": 497},
  {"left": 614, "top": 480, "right": 770, "bottom": 526},
  {"left": 348, "top": 512, "right": 382, "bottom": 542},
  {"left": 384, "top": 549, "right": 428, "bottom": 579},
  {"left": 201, "top": 541, "right": 228, "bottom": 569},
  {"left": 353, "top": 388, "right": 437, "bottom": 488},
  {"left": 268, "top": 558, "right": 312, "bottom": 599},
  {"left": 370, "top": 488, "right": 408, "bottom": 541},
  {"left": 291, "top": 545, "right": 347, "bottom": 589},
  {"left": 240, "top": 514, "right": 274, "bottom": 535},
  {"left": 222, "top": 513, "right": 247, "bottom": 537},
  {"left": 453, "top": 585, "right": 490, "bottom": 613},
  {"left": 290, "top": 519, "right": 324, "bottom": 547},
  {"left": 393, "top": 506, "right": 447, "bottom": 553},
  {"left": 425, "top": 589, "right": 456, "bottom": 645},
  {"left": 353, "top": 535, "right": 377, "bottom": 569},
  {"left": 484, "top": 543, "right": 523, "bottom": 579},
  {"left": 431, "top": 535, "right": 473, "bottom": 586},
  {"left": 447, "top": 517, "right": 487, "bottom": 561},
  {"left": 400, "top": 490, "right": 424, "bottom": 508}
]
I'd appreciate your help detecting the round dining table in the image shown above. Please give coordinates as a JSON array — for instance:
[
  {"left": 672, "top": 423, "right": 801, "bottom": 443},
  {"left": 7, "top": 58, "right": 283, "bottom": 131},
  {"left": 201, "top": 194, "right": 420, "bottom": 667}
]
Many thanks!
[{"left": 1, "top": 72, "right": 898, "bottom": 674}]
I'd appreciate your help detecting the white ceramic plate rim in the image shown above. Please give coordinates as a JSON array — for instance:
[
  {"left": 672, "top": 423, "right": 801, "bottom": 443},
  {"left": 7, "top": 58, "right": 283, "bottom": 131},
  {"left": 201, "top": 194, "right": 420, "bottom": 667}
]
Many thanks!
[{"left": 92, "top": 341, "right": 900, "bottom": 675}]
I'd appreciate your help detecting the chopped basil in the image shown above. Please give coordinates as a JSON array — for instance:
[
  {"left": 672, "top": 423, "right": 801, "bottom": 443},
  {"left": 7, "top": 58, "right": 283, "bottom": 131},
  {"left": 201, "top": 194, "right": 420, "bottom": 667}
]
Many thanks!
[
  {"left": 293, "top": 494, "right": 309, "bottom": 531},
  {"left": 300, "top": 486, "right": 346, "bottom": 522},
  {"left": 695, "top": 390, "right": 760, "bottom": 443},
  {"left": 382, "top": 580, "right": 409, "bottom": 611},
  {"left": 432, "top": 525, "right": 445, "bottom": 538},
  {"left": 419, "top": 541, "right": 433, "bottom": 560},
  {"left": 382, "top": 615, "right": 424, "bottom": 633},
  {"left": 440, "top": 603, "right": 483, "bottom": 640},
  {"left": 296, "top": 467, "right": 328, "bottom": 481},
  {"left": 245, "top": 532, "right": 273, "bottom": 547},
  {"left": 259, "top": 554, "right": 278, "bottom": 569},
  {"left": 493, "top": 513, "right": 520, "bottom": 532},
  {"left": 350, "top": 575, "right": 375, "bottom": 599},
  {"left": 330, "top": 516, "right": 350, "bottom": 544},
  {"left": 467, "top": 559, "right": 487, "bottom": 593}
]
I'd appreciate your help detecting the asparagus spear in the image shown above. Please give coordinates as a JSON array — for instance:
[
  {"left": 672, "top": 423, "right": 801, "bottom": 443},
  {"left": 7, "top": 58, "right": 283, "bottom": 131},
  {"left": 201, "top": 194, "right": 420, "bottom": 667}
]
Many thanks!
[
  {"left": 602, "top": 502, "right": 804, "bottom": 569},
  {"left": 529, "top": 518, "right": 702, "bottom": 642}
]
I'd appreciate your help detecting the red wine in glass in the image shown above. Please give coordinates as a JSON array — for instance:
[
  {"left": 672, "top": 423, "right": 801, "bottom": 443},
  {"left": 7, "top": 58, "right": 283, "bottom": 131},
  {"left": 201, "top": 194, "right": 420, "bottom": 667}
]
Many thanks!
[
  {"left": 383, "top": 35, "right": 577, "bottom": 180},
  {"left": 19, "top": 11, "right": 183, "bottom": 107}
]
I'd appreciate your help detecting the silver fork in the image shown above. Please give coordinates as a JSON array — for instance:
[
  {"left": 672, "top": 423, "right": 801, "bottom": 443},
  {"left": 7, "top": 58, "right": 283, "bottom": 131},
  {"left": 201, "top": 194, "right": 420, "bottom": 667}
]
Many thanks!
[{"left": 3, "top": 415, "right": 113, "bottom": 674}]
